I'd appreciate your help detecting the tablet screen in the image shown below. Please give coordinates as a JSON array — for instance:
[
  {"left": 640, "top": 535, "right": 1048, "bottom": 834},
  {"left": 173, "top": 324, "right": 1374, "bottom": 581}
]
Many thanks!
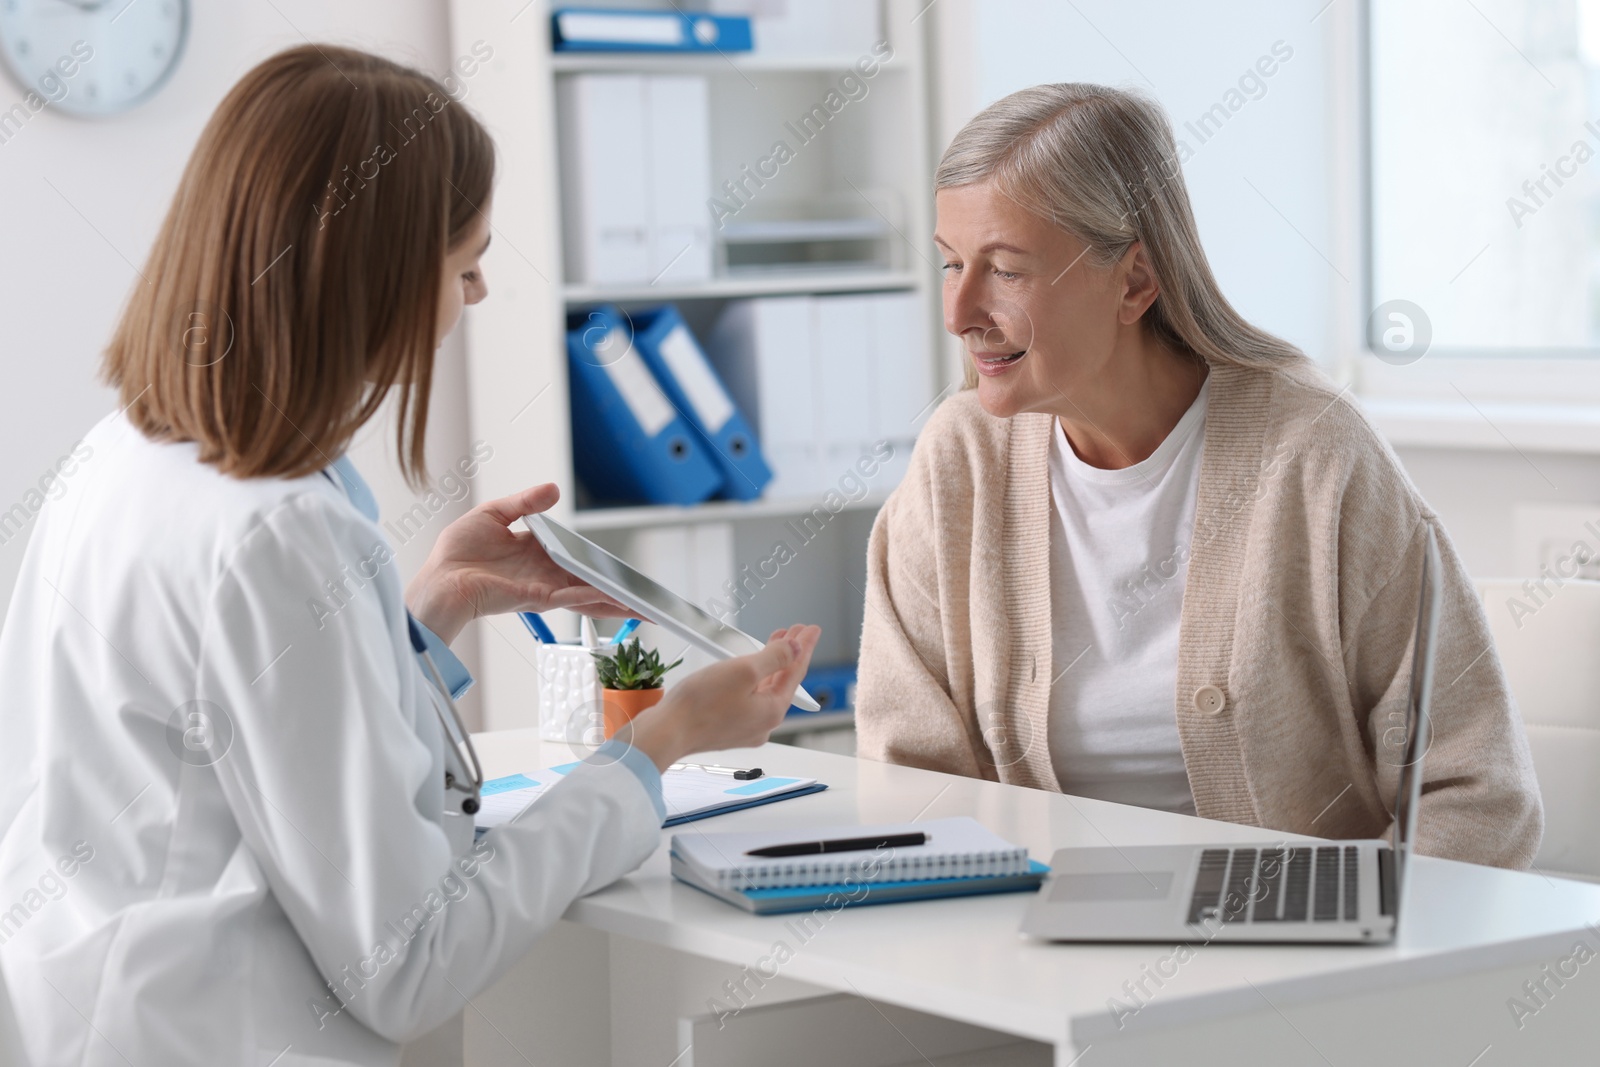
[
  {"left": 523, "top": 513, "right": 818, "bottom": 711},
  {"left": 523, "top": 513, "right": 764, "bottom": 658}
]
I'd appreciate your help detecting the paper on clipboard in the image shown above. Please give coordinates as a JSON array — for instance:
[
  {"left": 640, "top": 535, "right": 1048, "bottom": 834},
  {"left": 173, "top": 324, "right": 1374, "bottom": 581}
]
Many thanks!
[{"left": 474, "top": 763, "right": 822, "bottom": 831}]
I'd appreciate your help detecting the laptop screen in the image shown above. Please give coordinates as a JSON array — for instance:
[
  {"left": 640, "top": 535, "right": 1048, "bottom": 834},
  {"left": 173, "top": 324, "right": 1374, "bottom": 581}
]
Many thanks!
[{"left": 1393, "top": 524, "right": 1443, "bottom": 890}]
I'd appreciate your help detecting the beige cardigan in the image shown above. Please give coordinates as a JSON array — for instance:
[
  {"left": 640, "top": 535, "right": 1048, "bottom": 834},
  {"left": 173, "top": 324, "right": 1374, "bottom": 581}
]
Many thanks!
[{"left": 856, "top": 361, "right": 1543, "bottom": 869}]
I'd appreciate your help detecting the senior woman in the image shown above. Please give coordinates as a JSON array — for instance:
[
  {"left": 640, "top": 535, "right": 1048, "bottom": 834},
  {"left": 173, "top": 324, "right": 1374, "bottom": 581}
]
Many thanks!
[{"left": 855, "top": 84, "right": 1541, "bottom": 869}]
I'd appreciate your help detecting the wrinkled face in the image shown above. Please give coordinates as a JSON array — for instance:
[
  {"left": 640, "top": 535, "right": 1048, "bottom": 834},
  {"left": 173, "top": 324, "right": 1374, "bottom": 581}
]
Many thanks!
[
  {"left": 436, "top": 207, "right": 491, "bottom": 346},
  {"left": 934, "top": 181, "right": 1130, "bottom": 419}
]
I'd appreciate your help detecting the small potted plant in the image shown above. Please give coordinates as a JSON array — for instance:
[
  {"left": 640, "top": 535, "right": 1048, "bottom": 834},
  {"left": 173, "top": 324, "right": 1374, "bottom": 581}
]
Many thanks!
[{"left": 593, "top": 637, "right": 682, "bottom": 740}]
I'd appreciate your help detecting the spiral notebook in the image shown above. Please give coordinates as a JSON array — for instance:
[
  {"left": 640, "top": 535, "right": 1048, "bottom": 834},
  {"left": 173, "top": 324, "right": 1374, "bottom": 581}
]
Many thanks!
[
  {"left": 670, "top": 854, "right": 1050, "bottom": 915},
  {"left": 672, "top": 817, "right": 1032, "bottom": 891}
]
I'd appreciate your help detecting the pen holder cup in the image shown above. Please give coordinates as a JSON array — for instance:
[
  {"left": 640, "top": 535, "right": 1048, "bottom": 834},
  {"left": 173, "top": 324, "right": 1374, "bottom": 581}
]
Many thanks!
[
  {"left": 536, "top": 642, "right": 609, "bottom": 744},
  {"left": 601, "top": 687, "right": 666, "bottom": 740}
]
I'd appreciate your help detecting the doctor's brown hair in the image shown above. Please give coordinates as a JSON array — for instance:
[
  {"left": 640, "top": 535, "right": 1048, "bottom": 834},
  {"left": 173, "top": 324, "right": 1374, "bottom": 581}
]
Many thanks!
[{"left": 102, "top": 45, "right": 495, "bottom": 486}]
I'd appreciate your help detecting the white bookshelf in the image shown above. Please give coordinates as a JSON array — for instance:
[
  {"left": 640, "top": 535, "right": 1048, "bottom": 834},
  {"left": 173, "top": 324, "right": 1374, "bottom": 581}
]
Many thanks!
[
  {"left": 560, "top": 267, "right": 922, "bottom": 304},
  {"left": 447, "top": 0, "right": 945, "bottom": 733},
  {"left": 568, "top": 488, "right": 892, "bottom": 533},
  {"left": 549, "top": 51, "right": 911, "bottom": 74}
]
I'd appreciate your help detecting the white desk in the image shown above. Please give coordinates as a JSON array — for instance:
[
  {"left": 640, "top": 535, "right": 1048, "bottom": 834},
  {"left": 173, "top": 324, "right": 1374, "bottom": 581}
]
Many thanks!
[{"left": 463, "top": 731, "right": 1600, "bottom": 1066}]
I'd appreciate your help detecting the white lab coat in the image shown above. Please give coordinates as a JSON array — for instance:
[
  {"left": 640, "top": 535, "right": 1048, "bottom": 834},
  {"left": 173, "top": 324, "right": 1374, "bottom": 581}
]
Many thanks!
[{"left": 0, "top": 412, "right": 662, "bottom": 1066}]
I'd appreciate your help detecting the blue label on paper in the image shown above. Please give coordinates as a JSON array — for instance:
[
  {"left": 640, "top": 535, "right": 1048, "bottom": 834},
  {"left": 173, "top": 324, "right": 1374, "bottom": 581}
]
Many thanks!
[
  {"left": 724, "top": 777, "right": 801, "bottom": 795},
  {"left": 550, "top": 762, "right": 581, "bottom": 775},
  {"left": 481, "top": 773, "right": 539, "bottom": 796}
]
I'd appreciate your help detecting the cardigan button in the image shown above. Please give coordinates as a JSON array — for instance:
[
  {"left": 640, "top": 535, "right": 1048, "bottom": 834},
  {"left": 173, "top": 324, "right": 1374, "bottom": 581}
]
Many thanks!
[{"left": 1193, "top": 685, "right": 1226, "bottom": 716}]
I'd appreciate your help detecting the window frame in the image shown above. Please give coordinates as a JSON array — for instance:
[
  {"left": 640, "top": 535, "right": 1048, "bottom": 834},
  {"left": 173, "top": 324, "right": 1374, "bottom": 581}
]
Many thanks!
[{"left": 1353, "top": 0, "right": 1600, "bottom": 406}]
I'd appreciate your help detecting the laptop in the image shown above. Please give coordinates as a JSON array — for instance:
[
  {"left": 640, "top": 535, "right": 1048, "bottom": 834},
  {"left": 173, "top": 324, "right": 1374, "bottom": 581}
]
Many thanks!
[
  {"left": 521, "top": 512, "right": 821, "bottom": 711},
  {"left": 1021, "top": 525, "right": 1442, "bottom": 944}
]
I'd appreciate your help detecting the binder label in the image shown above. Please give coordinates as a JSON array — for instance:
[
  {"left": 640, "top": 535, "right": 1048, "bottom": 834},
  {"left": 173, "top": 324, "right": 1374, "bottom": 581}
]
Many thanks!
[
  {"left": 557, "top": 12, "right": 685, "bottom": 47},
  {"left": 600, "top": 331, "right": 675, "bottom": 437},
  {"left": 658, "top": 324, "right": 734, "bottom": 434}
]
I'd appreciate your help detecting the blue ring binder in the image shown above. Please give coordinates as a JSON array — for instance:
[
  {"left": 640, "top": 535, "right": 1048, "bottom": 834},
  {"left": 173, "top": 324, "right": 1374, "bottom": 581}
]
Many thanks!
[{"left": 566, "top": 305, "right": 725, "bottom": 506}]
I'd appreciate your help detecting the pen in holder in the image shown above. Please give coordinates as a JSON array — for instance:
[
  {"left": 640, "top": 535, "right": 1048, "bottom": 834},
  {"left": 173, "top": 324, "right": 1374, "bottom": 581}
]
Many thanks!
[{"left": 536, "top": 640, "right": 612, "bottom": 744}]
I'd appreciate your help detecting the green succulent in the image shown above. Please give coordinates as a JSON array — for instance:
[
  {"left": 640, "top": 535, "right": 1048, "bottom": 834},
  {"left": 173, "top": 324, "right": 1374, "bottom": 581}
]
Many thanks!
[{"left": 593, "top": 637, "right": 682, "bottom": 691}]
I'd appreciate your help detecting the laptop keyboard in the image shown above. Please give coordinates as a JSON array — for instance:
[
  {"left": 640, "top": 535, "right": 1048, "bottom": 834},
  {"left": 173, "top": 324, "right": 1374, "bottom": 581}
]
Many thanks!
[{"left": 1186, "top": 846, "right": 1359, "bottom": 924}]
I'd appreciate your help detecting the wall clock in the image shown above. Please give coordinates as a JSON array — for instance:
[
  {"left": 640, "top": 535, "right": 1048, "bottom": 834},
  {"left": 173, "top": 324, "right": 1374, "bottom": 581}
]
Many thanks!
[{"left": 0, "top": 0, "right": 189, "bottom": 117}]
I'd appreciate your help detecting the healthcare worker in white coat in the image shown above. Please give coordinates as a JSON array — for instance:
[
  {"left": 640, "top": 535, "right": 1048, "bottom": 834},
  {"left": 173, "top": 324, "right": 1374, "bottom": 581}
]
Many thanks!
[{"left": 0, "top": 45, "right": 820, "bottom": 1066}]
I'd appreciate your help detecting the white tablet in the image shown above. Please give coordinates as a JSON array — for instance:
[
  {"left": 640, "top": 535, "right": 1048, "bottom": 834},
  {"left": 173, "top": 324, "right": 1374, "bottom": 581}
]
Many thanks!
[{"left": 522, "top": 512, "right": 820, "bottom": 712}]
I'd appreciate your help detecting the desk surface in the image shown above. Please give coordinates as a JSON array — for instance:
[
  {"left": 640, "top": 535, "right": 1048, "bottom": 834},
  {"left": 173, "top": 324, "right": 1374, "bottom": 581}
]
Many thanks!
[{"left": 475, "top": 731, "right": 1600, "bottom": 1048}]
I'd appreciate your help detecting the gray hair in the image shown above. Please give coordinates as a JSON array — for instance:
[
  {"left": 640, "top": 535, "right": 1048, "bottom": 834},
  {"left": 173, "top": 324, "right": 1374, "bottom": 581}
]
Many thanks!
[{"left": 936, "top": 83, "right": 1305, "bottom": 373}]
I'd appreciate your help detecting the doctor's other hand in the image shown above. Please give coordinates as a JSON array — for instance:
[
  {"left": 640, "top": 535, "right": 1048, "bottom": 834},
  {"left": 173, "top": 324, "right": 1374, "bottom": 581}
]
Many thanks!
[
  {"left": 405, "top": 482, "right": 629, "bottom": 644},
  {"left": 629, "top": 625, "right": 822, "bottom": 772}
]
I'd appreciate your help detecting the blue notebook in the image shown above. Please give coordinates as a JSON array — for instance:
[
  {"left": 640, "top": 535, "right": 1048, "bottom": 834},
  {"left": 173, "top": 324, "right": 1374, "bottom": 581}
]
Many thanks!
[{"left": 671, "top": 855, "right": 1050, "bottom": 915}]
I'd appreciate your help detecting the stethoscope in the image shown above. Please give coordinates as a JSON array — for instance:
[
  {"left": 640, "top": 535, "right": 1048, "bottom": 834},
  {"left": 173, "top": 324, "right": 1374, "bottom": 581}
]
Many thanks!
[
  {"left": 319, "top": 463, "right": 485, "bottom": 817},
  {"left": 407, "top": 615, "right": 484, "bottom": 816}
]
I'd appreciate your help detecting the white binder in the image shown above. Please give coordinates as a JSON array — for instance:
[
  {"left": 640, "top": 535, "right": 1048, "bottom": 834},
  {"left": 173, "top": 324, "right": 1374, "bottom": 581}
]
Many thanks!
[
  {"left": 707, "top": 296, "right": 821, "bottom": 498},
  {"left": 709, "top": 293, "right": 937, "bottom": 499},
  {"left": 556, "top": 73, "right": 713, "bottom": 287},
  {"left": 646, "top": 76, "right": 713, "bottom": 284},
  {"left": 815, "top": 294, "right": 874, "bottom": 477},
  {"left": 867, "top": 291, "right": 935, "bottom": 485},
  {"left": 556, "top": 74, "right": 651, "bottom": 286}
]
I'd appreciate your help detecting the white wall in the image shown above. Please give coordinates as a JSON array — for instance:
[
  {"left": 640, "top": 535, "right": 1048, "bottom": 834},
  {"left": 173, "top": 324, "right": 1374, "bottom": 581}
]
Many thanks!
[
  {"left": 937, "top": 0, "right": 1600, "bottom": 578},
  {"left": 0, "top": 0, "right": 485, "bottom": 719}
]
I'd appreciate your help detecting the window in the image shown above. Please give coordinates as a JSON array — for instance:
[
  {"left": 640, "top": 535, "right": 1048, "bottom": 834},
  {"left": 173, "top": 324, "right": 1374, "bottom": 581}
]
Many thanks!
[{"left": 1370, "top": 0, "right": 1600, "bottom": 356}]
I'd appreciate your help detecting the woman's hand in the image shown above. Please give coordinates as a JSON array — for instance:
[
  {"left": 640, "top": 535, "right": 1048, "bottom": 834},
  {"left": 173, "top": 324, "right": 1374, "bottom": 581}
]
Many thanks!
[
  {"left": 406, "top": 483, "right": 629, "bottom": 644},
  {"left": 628, "top": 625, "right": 822, "bottom": 772}
]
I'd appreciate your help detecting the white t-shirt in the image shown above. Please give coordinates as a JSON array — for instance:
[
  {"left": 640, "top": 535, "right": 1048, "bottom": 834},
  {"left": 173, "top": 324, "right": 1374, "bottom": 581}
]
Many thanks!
[{"left": 1046, "top": 378, "right": 1209, "bottom": 815}]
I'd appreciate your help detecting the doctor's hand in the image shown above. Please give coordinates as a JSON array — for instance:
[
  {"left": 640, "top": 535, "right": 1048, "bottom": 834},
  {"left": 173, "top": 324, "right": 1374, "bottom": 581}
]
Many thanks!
[
  {"left": 629, "top": 625, "right": 822, "bottom": 772},
  {"left": 406, "top": 482, "right": 629, "bottom": 644}
]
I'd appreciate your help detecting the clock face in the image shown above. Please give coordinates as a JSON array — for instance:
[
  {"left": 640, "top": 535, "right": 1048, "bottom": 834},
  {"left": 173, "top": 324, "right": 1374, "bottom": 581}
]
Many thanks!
[{"left": 0, "top": 0, "right": 188, "bottom": 118}]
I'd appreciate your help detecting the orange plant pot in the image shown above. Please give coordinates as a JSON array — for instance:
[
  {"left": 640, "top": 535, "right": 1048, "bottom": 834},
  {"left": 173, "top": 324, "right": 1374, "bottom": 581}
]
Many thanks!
[{"left": 602, "top": 687, "right": 665, "bottom": 740}]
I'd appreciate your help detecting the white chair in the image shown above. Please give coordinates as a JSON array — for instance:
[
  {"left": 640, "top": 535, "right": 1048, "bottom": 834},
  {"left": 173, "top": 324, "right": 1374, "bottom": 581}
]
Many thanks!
[{"left": 1476, "top": 577, "right": 1600, "bottom": 881}]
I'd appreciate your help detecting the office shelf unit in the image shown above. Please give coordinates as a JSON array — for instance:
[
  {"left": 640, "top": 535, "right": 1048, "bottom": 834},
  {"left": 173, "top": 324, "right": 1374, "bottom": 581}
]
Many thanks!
[
  {"left": 560, "top": 268, "right": 922, "bottom": 304},
  {"left": 566, "top": 489, "right": 893, "bottom": 533},
  {"left": 447, "top": 1, "right": 945, "bottom": 733}
]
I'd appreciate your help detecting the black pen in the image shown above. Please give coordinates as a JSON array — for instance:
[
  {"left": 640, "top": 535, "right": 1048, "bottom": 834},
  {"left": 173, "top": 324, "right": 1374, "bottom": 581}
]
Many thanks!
[
  {"left": 670, "top": 762, "right": 763, "bottom": 780},
  {"left": 745, "top": 832, "right": 927, "bottom": 858}
]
